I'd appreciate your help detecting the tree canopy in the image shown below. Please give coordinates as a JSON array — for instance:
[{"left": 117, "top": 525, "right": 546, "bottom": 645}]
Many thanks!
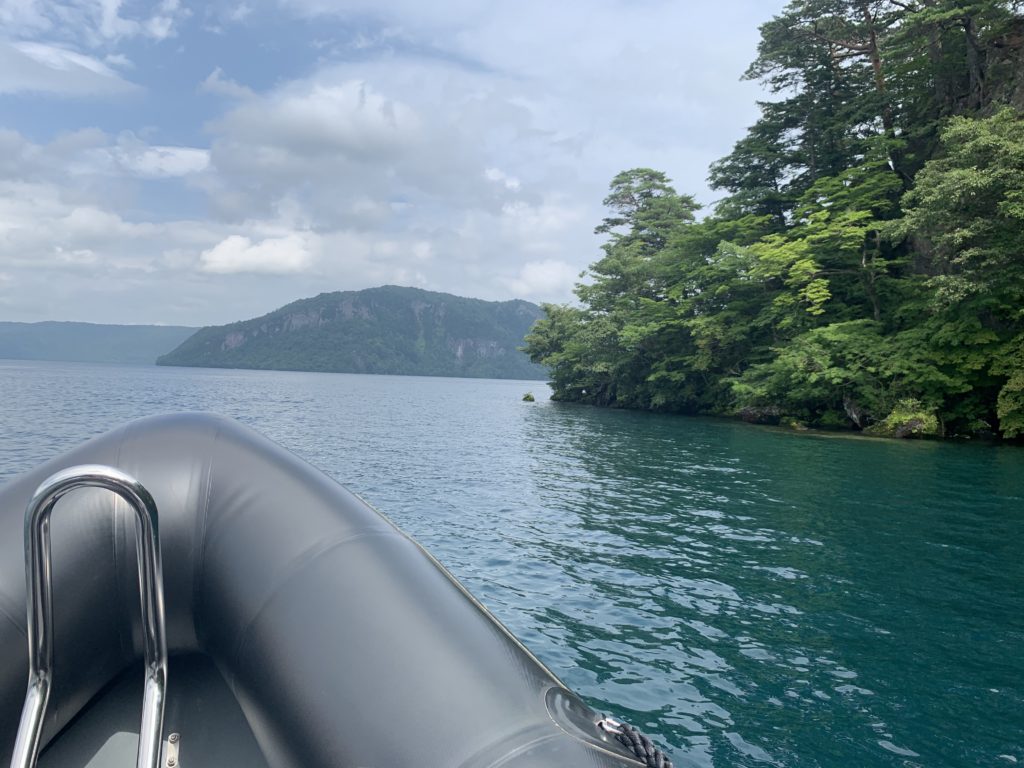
[{"left": 525, "top": 0, "right": 1024, "bottom": 438}]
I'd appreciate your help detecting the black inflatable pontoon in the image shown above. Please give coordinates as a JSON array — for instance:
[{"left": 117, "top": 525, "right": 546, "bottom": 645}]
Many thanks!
[{"left": 0, "top": 414, "right": 654, "bottom": 768}]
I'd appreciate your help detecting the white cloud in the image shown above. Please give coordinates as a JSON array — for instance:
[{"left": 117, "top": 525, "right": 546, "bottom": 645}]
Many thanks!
[
  {"left": 187, "top": 1, "right": 771, "bottom": 310},
  {"left": 198, "top": 63, "right": 502, "bottom": 227},
  {"left": 62, "top": 205, "right": 146, "bottom": 239},
  {"left": 498, "top": 198, "right": 586, "bottom": 250},
  {"left": 485, "top": 167, "right": 520, "bottom": 191},
  {"left": 505, "top": 259, "right": 580, "bottom": 300},
  {"left": 0, "top": 0, "right": 52, "bottom": 35},
  {"left": 199, "top": 1, "right": 254, "bottom": 32},
  {"left": 0, "top": 41, "right": 138, "bottom": 95},
  {"left": 200, "top": 67, "right": 254, "bottom": 99},
  {"left": 0, "top": 0, "right": 788, "bottom": 323},
  {"left": 227, "top": 3, "right": 252, "bottom": 22},
  {"left": 112, "top": 142, "right": 210, "bottom": 178},
  {"left": 0, "top": 179, "right": 164, "bottom": 273},
  {"left": 144, "top": 15, "right": 174, "bottom": 40},
  {"left": 0, "top": 171, "right": 322, "bottom": 322},
  {"left": 199, "top": 232, "right": 317, "bottom": 274},
  {"left": 211, "top": 78, "right": 422, "bottom": 160},
  {"left": 98, "top": 0, "right": 138, "bottom": 39},
  {"left": 0, "top": 127, "right": 209, "bottom": 185},
  {"left": 54, "top": 245, "right": 98, "bottom": 265},
  {"left": 104, "top": 52, "right": 133, "bottom": 69},
  {"left": 190, "top": 57, "right": 609, "bottom": 306},
  {"left": 1, "top": 0, "right": 190, "bottom": 46},
  {"left": 275, "top": 0, "right": 769, "bottom": 206},
  {"left": 14, "top": 41, "right": 113, "bottom": 75}
]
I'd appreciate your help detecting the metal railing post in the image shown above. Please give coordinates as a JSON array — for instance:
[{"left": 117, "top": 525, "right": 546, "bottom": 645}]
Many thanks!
[{"left": 9, "top": 464, "right": 168, "bottom": 768}]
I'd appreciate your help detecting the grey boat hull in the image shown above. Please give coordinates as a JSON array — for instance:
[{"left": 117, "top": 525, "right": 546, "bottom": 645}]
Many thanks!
[{"left": 0, "top": 413, "right": 640, "bottom": 767}]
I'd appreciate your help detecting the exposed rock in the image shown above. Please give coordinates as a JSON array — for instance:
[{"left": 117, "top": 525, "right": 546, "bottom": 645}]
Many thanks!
[
  {"left": 221, "top": 331, "right": 246, "bottom": 351},
  {"left": 843, "top": 395, "right": 866, "bottom": 428},
  {"left": 737, "top": 405, "right": 782, "bottom": 425}
]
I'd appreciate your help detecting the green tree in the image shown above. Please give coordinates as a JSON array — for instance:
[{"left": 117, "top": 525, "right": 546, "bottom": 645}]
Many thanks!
[
  {"left": 579, "top": 169, "right": 699, "bottom": 309},
  {"left": 554, "top": 170, "right": 701, "bottom": 408},
  {"left": 893, "top": 108, "right": 1024, "bottom": 433},
  {"left": 525, "top": 0, "right": 1024, "bottom": 439}
]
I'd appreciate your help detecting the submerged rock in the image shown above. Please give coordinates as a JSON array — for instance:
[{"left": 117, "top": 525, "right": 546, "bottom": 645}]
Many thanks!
[{"left": 737, "top": 405, "right": 782, "bottom": 425}]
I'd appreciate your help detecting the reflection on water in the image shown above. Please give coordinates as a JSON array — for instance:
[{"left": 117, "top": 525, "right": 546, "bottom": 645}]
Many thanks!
[
  {"left": 1, "top": 361, "right": 1022, "bottom": 767},
  {"left": 514, "top": 406, "right": 1024, "bottom": 767}
]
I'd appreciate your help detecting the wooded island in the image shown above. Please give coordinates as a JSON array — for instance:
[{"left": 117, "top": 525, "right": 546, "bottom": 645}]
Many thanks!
[{"left": 525, "top": 0, "right": 1024, "bottom": 438}]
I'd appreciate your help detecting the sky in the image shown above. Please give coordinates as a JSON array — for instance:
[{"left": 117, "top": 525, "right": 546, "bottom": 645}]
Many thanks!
[{"left": 0, "top": 0, "right": 787, "bottom": 326}]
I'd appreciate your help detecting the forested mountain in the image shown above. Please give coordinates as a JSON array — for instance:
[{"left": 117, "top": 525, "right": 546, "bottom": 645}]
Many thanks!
[
  {"left": 158, "top": 285, "right": 547, "bottom": 380},
  {"left": 526, "top": 0, "right": 1024, "bottom": 438},
  {"left": 0, "top": 322, "right": 196, "bottom": 365}
]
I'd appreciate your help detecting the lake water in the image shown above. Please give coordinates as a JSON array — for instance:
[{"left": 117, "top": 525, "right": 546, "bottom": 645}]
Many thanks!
[{"left": 1, "top": 360, "right": 1022, "bottom": 767}]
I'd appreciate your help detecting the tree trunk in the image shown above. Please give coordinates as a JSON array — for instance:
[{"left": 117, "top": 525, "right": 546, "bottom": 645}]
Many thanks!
[
  {"left": 862, "top": 232, "right": 882, "bottom": 323},
  {"left": 860, "top": 2, "right": 895, "bottom": 134},
  {"left": 963, "top": 14, "right": 987, "bottom": 111},
  {"left": 858, "top": 2, "right": 909, "bottom": 182}
]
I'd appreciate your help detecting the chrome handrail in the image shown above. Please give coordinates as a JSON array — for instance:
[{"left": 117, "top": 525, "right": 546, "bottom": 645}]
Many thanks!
[{"left": 9, "top": 465, "right": 168, "bottom": 768}]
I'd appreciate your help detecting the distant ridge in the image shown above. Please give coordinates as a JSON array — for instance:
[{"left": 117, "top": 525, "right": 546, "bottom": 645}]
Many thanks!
[
  {"left": 0, "top": 321, "right": 197, "bottom": 365},
  {"left": 157, "top": 285, "right": 548, "bottom": 380}
]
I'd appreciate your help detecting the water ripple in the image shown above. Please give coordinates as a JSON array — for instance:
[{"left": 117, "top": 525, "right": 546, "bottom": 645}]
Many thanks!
[{"left": 1, "top": 361, "right": 1022, "bottom": 767}]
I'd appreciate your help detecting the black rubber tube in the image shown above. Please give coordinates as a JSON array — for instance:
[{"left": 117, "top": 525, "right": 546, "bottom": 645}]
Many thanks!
[{"left": 0, "top": 413, "right": 639, "bottom": 767}]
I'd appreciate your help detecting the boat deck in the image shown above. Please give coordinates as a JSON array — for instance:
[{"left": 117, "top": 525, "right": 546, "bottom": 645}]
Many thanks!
[{"left": 38, "top": 654, "right": 270, "bottom": 768}]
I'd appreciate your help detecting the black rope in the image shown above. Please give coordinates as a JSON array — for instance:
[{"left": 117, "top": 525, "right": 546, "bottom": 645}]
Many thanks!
[{"left": 599, "top": 718, "right": 673, "bottom": 768}]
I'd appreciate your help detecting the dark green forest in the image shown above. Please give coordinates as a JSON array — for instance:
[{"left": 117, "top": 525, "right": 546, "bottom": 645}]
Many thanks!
[
  {"left": 158, "top": 285, "right": 547, "bottom": 380},
  {"left": 0, "top": 322, "right": 195, "bottom": 365},
  {"left": 525, "top": 0, "right": 1024, "bottom": 438}
]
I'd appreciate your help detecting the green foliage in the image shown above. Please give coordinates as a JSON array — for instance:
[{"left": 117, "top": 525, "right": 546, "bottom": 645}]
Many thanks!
[
  {"left": 524, "top": 304, "right": 617, "bottom": 403},
  {"left": 524, "top": 0, "right": 1024, "bottom": 438},
  {"left": 731, "top": 321, "right": 953, "bottom": 427},
  {"left": 992, "top": 334, "right": 1024, "bottom": 437},
  {"left": 864, "top": 399, "right": 942, "bottom": 438},
  {"left": 896, "top": 109, "right": 1024, "bottom": 306}
]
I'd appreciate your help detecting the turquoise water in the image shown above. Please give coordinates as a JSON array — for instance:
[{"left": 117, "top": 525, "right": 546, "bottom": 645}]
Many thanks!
[{"left": 1, "top": 360, "right": 1022, "bottom": 767}]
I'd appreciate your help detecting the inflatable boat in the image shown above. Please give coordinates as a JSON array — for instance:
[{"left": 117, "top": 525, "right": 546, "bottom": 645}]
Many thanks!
[{"left": 0, "top": 413, "right": 671, "bottom": 768}]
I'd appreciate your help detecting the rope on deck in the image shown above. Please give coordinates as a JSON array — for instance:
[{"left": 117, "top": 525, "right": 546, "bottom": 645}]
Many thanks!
[{"left": 598, "top": 717, "right": 673, "bottom": 768}]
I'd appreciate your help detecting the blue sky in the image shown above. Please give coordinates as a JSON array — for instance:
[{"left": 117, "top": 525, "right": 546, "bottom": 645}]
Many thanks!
[{"left": 0, "top": 0, "right": 786, "bottom": 325}]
